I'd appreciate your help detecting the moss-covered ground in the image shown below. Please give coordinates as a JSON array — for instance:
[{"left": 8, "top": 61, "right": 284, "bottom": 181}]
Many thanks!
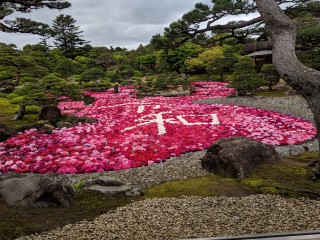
[
  {"left": 1, "top": 152, "right": 320, "bottom": 239},
  {"left": 0, "top": 97, "right": 38, "bottom": 130},
  {"left": 255, "top": 89, "right": 287, "bottom": 97}
]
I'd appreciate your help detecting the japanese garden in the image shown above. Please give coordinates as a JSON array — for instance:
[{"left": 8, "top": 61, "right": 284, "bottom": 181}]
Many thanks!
[{"left": 0, "top": 0, "right": 320, "bottom": 239}]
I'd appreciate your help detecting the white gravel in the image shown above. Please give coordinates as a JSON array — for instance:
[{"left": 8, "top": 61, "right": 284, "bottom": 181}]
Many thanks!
[{"left": 18, "top": 195, "right": 320, "bottom": 240}]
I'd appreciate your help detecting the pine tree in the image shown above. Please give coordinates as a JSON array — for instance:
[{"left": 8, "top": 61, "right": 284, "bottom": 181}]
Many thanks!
[
  {"left": 52, "top": 14, "right": 89, "bottom": 58},
  {"left": 231, "top": 57, "right": 266, "bottom": 96},
  {"left": 0, "top": 0, "right": 70, "bottom": 35}
]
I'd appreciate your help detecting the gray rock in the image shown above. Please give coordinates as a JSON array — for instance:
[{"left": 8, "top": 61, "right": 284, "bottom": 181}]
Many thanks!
[
  {"left": 0, "top": 122, "right": 16, "bottom": 142},
  {"left": 83, "top": 176, "right": 142, "bottom": 196},
  {"left": 57, "top": 121, "right": 73, "bottom": 128},
  {"left": 85, "top": 176, "right": 124, "bottom": 187},
  {"left": 201, "top": 137, "right": 280, "bottom": 179},
  {"left": 40, "top": 124, "right": 56, "bottom": 132},
  {"left": 275, "top": 139, "right": 319, "bottom": 157},
  {"left": 38, "top": 106, "right": 62, "bottom": 123},
  {"left": 85, "top": 185, "right": 132, "bottom": 196},
  {"left": 284, "top": 89, "right": 298, "bottom": 96},
  {"left": 0, "top": 174, "right": 75, "bottom": 207}
]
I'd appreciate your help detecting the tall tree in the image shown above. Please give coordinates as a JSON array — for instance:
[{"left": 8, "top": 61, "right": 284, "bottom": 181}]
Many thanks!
[
  {"left": 255, "top": 0, "right": 320, "bottom": 178},
  {"left": 52, "top": 14, "right": 89, "bottom": 57},
  {"left": 160, "top": 0, "right": 320, "bottom": 177},
  {"left": 0, "top": 0, "right": 70, "bottom": 35}
]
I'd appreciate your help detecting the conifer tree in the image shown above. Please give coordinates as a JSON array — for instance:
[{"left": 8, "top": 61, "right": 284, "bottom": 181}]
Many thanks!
[{"left": 52, "top": 14, "right": 89, "bottom": 58}]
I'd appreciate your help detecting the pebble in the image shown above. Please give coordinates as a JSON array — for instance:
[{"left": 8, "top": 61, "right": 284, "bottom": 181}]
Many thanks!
[
  {"left": 17, "top": 195, "right": 320, "bottom": 240},
  {"left": 17, "top": 96, "right": 320, "bottom": 239}
]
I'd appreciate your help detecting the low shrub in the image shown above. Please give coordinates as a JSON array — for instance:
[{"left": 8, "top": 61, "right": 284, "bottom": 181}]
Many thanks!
[
  {"left": 6, "top": 93, "right": 19, "bottom": 100},
  {"left": 25, "top": 105, "right": 41, "bottom": 114},
  {"left": 9, "top": 96, "right": 24, "bottom": 104}
]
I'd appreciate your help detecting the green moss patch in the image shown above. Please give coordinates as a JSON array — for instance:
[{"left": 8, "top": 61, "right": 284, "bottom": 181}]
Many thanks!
[
  {"left": 144, "top": 152, "right": 320, "bottom": 200},
  {"left": 256, "top": 89, "right": 286, "bottom": 97},
  {"left": 0, "top": 191, "right": 139, "bottom": 240},
  {"left": 0, "top": 97, "right": 38, "bottom": 130},
  {"left": 241, "top": 152, "right": 320, "bottom": 198},
  {"left": 144, "top": 175, "right": 256, "bottom": 199}
]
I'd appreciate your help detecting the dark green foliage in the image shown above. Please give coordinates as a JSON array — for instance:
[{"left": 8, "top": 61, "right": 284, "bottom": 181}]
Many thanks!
[
  {"left": 24, "top": 106, "right": 42, "bottom": 114},
  {"left": 52, "top": 14, "right": 89, "bottom": 58},
  {"left": 152, "top": 0, "right": 261, "bottom": 48},
  {"left": 138, "top": 54, "right": 156, "bottom": 70},
  {"left": 231, "top": 56, "right": 266, "bottom": 96},
  {"left": 0, "top": 44, "right": 49, "bottom": 82},
  {"left": 14, "top": 73, "right": 81, "bottom": 108},
  {"left": 54, "top": 57, "right": 82, "bottom": 77},
  {"left": 0, "top": 1, "right": 70, "bottom": 37},
  {"left": 118, "top": 64, "right": 134, "bottom": 78},
  {"left": 105, "top": 71, "right": 123, "bottom": 83},
  {"left": 298, "top": 48, "right": 320, "bottom": 71},
  {"left": 261, "top": 64, "right": 280, "bottom": 91},
  {"left": 80, "top": 68, "right": 105, "bottom": 83},
  {"left": 153, "top": 74, "right": 169, "bottom": 90},
  {"left": 210, "top": 48, "right": 239, "bottom": 80}
]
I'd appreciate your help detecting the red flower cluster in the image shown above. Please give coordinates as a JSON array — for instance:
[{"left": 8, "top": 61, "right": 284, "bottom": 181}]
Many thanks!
[{"left": 0, "top": 82, "right": 316, "bottom": 174}]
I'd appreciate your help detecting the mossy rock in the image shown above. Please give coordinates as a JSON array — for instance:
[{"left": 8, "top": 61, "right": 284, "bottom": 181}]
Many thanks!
[
  {"left": 144, "top": 152, "right": 320, "bottom": 200},
  {"left": 144, "top": 175, "right": 256, "bottom": 199},
  {"left": 239, "top": 152, "right": 320, "bottom": 198}
]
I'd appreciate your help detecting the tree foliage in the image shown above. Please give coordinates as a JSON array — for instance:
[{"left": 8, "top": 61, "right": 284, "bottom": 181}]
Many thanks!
[
  {"left": 0, "top": 0, "right": 70, "bottom": 35},
  {"left": 52, "top": 14, "right": 89, "bottom": 57},
  {"left": 261, "top": 64, "right": 280, "bottom": 91},
  {"left": 231, "top": 56, "right": 266, "bottom": 96},
  {"left": 152, "top": 0, "right": 320, "bottom": 48}
]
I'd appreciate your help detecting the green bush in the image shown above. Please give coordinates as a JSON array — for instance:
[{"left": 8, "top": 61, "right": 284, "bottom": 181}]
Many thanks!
[
  {"left": 20, "top": 76, "right": 38, "bottom": 83},
  {"left": 6, "top": 93, "right": 19, "bottom": 100},
  {"left": 81, "top": 82, "right": 95, "bottom": 88},
  {"left": 26, "top": 105, "right": 41, "bottom": 114},
  {"left": 70, "top": 74, "right": 82, "bottom": 82},
  {"left": 231, "top": 57, "right": 266, "bottom": 96},
  {"left": 261, "top": 64, "right": 280, "bottom": 91},
  {"left": 0, "top": 93, "right": 7, "bottom": 98},
  {"left": 14, "top": 105, "right": 41, "bottom": 114},
  {"left": 10, "top": 96, "right": 24, "bottom": 104}
]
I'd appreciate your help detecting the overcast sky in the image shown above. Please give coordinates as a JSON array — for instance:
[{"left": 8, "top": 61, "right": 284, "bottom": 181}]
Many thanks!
[{"left": 0, "top": 0, "right": 213, "bottom": 50}]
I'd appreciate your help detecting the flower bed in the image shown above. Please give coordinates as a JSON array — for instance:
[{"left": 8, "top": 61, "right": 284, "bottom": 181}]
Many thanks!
[{"left": 0, "top": 82, "right": 316, "bottom": 174}]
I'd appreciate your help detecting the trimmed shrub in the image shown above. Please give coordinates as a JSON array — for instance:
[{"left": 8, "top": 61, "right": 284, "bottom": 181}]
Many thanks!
[
  {"left": 26, "top": 105, "right": 41, "bottom": 114},
  {"left": 20, "top": 76, "right": 38, "bottom": 83},
  {"left": 6, "top": 93, "right": 19, "bottom": 100},
  {"left": 10, "top": 96, "right": 24, "bottom": 104},
  {"left": 14, "top": 105, "right": 41, "bottom": 114}
]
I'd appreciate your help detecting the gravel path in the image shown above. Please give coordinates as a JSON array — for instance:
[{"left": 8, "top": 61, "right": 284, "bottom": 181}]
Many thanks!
[
  {"left": 18, "top": 195, "right": 320, "bottom": 240},
  {"left": 18, "top": 96, "right": 320, "bottom": 240},
  {"left": 195, "top": 95, "right": 314, "bottom": 123}
]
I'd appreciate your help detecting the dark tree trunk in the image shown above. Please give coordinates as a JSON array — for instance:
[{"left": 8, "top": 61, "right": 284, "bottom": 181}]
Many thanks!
[
  {"left": 256, "top": 0, "right": 320, "bottom": 178},
  {"left": 220, "top": 73, "right": 224, "bottom": 81},
  {"left": 12, "top": 105, "right": 26, "bottom": 121},
  {"left": 113, "top": 83, "right": 119, "bottom": 93},
  {"left": 269, "top": 82, "right": 273, "bottom": 92}
]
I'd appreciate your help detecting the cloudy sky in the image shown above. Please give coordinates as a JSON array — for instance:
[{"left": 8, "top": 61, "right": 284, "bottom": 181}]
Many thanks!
[{"left": 0, "top": 0, "right": 213, "bottom": 50}]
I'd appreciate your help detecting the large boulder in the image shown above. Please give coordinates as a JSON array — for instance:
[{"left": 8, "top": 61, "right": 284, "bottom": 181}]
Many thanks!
[
  {"left": 0, "top": 173, "right": 75, "bottom": 207},
  {"left": 0, "top": 123, "right": 16, "bottom": 142},
  {"left": 83, "top": 176, "right": 142, "bottom": 196},
  {"left": 201, "top": 137, "right": 280, "bottom": 179},
  {"left": 38, "top": 106, "right": 62, "bottom": 123}
]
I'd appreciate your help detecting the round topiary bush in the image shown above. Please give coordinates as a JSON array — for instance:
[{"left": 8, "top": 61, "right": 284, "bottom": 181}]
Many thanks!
[{"left": 9, "top": 96, "right": 24, "bottom": 104}]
